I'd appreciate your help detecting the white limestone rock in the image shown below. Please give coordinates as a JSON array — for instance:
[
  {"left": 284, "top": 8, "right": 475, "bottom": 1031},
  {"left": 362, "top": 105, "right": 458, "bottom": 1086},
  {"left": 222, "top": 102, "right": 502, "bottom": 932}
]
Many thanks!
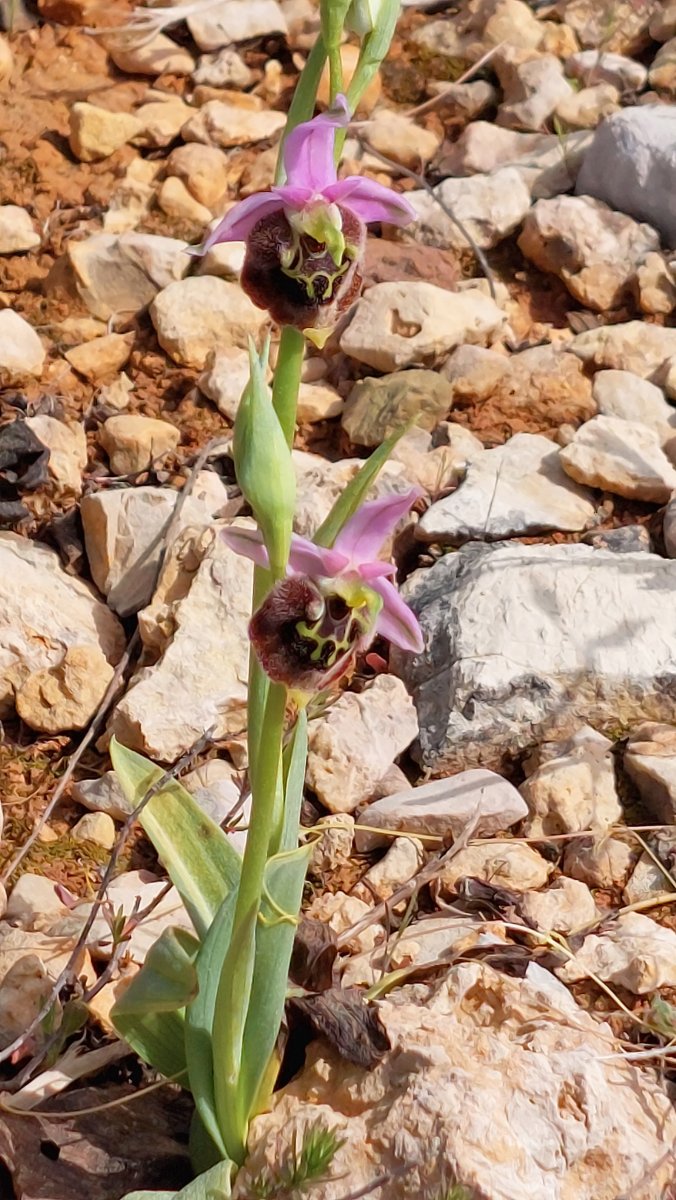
[
  {"left": 353, "top": 837, "right": 425, "bottom": 906},
  {"left": 107, "top": 527, "right": 252, "bottom": 761},
  {"left": 440, "top": 121, "right": 592, "bottom": 199},
  {"left": 356, "top": 770, "right": 528, "bottom": 852},
  {"left": 409, "top": 167, "right": 531, "bottom": 251},
  {"left": 565, "top": 49, "right": 648, "bottom": 91},
  {"left": 100, "top": 414, "right": 180, "bottom": 476},
  {"left": 340, "top": 283, "right": 505, "bottom": 373},
  {"left": 497, "top": 52, "right": 574, "bottom": 131},
  {"left": 67, "top": 232, "right": 190, "bottom": 321},
  {"left": 0, "top": 532, "right": 124, "bottom": 719},
  {"left": 181, "top": 101, "right": 286, "bottom": 148},
  {"left": 554, "top": 82, "right": 620, "bottom": 130},
  {"left": 624, "top": 722, "right": 676, "bottom": 823},
  {"left": 108, "top": 33, "right": 195, "bottom": 76},
  {"left": 0, "top": 310, "right": 45, "bottom": 378},
  {"left": 81, "top": 470, "right": 228, "bottom": 615},
  {"left": 306, "top": 676, "right": 418, "bottom": 814},
  {"left": 71, "top": 811, "right": 116, "bottom": 849},
  {"left": 0, "top": 205, "right": 39, "bottom": 254},
  {"left": 165, "top": 142, "right": 229, "bottom": 210},
  {"left": 16, "top": 645, "right": 115, "bottom": 734},
  {"left": 188, "top": 0, "right": 286, "bottom": 49},
  {"left": 563, "top": 835, "right": 638, "bottom": 889},
  {"left": 392, "top": 542, "right": 676, "bottom": 773},
  {"left": 150, "top": 276, "right": 267, "bottom": 368},
  {"left": 362, "top": 108, "right": 441, "bottom": 168},
  {"left": 569, "top": 320, "right": 676, "bottom": 380},
  {"left": 236, "top": 962, "right": 676, "bottom": 1198},
  {"left": 520, "top": 726, "right": 621, "bottom": 838},
  {"left": 68, "top": 102, "right": 143, "bottom": 162},
  {"left": 519, "top": 877, "right": 598, "bottom": 935},
  {"left": 559, "top": 414, "right": 676, "bottom": 502},
  {"left": 592, "top": 370, "right": 676, "bottom": 442},
  {"left": 559, "top": 911, "right": 676, "bottom": 994},
  {"left": 198, "top": 347, "right": 252, "bottom": 420},
  {"left": 24, "top": 415, "right": 87, "bottom": 494},
  {"left": 418, "top": 433, "right": 595, "bottom": 543},
  {"left": 434, "top": 840, "right": 551, "bottom": 896},
  {"left": 518, "top": 195, "right": 660, "bottom": 312}
]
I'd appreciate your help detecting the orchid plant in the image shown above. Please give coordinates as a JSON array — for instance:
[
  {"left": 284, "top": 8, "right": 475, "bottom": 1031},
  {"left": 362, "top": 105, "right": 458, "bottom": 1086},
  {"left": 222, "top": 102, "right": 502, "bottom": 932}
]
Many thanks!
[{"left": 112, "top": 2, "right": 422, "bottom": 1195}]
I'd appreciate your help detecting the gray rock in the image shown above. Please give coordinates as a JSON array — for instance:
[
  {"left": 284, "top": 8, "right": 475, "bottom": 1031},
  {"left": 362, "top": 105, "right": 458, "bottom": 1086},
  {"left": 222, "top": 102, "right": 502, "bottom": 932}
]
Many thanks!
[
  {"left": 417, "top": 432, "right": 596, "bottom": 544},
  {"left": 355, "top": 770, "right": 528, "bottom": 852},
  {"left": 576, "top": 105, "right": 676, "bottom": 246},
  {"left": 342, "top": 369, "right": 454, "bottom": 447},
  {"left": 581, "top": 525, "right": 652, "bottom": 554},
  {"left": 392, "top": 542, "right": 676, "bottom": 773}
]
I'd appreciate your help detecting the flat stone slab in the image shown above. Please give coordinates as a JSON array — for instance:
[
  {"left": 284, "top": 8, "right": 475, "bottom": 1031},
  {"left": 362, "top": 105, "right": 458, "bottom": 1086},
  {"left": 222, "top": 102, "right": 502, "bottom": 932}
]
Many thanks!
[
  {"left": 418, "top": 432, "right": 596, "bottom": 543},
  {"left": 392, "top": 542, "right": 676, "bottom": 772}
]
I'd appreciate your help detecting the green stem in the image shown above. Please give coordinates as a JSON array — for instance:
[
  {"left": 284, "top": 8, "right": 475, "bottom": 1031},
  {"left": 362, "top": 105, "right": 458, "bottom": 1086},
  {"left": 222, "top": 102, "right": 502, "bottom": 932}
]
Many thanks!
[
  {"left": 275, "top": 36, "right": 328, "bottom": 186},
  {"left": 212, "top": 681, "right": 287, "bottom": 1163},
  {"left": 271, "top": 325, "right": 305, "bottom": 447}
]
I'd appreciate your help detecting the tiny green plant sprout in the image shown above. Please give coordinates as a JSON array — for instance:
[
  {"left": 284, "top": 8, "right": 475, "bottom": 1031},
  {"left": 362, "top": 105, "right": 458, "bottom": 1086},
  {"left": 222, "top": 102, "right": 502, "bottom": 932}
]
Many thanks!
[{"left": 111, "top": 1, "right": 421, "bottom": 1194}]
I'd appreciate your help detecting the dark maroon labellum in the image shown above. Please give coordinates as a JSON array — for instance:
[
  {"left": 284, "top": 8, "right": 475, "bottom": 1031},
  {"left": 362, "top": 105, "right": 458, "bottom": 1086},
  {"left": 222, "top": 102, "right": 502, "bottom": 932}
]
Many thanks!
[
  {"left": 241, "top": 206, "right": 365, "bottom": 332},
  {"left": 249, "top": 576, "right": 373, "bottom": 691}
]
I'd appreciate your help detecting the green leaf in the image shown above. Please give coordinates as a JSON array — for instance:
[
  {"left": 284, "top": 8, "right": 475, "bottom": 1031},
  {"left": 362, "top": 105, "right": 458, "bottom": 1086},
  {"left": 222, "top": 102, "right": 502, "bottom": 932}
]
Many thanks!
[
  {"left": 110, "top": 739, "right": 241, "bottom": 940},
  {"left": 185, "top": 890, "right": 239, "bottom": 1162},
  {"left": 233, "top": 340, "right": 295, "bottom": 579},
  {"left": 313, "top": 424, "right": 411, "bottom": 549},
  {"left": 237, "top": 842, "right": 313, "bottom": 1123},
  {"left": 113, "top": 927, "right": 200, "bottom": 1016},
  {"left": 120, "top": 1159, "right": 234, "bottom": 1200},
  {"left": 113, "top": 1007, "right": 188, "bottom": 1082}
]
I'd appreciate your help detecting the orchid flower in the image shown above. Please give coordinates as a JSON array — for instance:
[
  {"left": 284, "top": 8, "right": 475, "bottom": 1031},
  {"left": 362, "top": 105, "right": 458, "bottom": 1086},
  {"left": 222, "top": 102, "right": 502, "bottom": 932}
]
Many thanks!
[
  {"left": 223, "top": 488, "right": 424, "bottom": 689},
  {"left": 200, "top": 95, "right": 415, "bottom": 335}
]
